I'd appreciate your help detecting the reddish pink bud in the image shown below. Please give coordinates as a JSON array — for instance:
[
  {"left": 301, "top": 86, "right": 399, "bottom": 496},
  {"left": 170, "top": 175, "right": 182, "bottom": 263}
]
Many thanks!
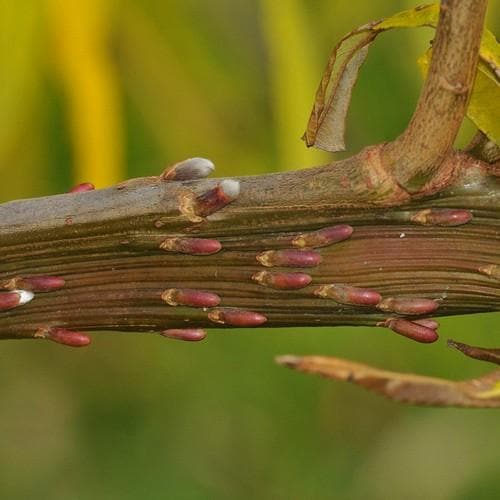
[
  {"left": 41, "top": 327, "right": 91, "bottom": 347},
  {"left": 256, "top": 249, "right": 322, "bottom": 268},
  {"left": 20, "top": 275, "right": 65, "bottom": 292},
  {"left": 161, "top": 328, "right": 207, "bottom": 342},
  {"left": 208, "top": 308, "right": 267, "bottom": 327},
  {"left": 180, "top": 180, "right": 240, "bottom": 222},
  {"left": 161, "top": 288, "right": 221, "bottom": 308},
  {"left": 413, "top": 318, "right": 439, "bottom": 330},
  {"left": 382, "top": 318, "right": 438, "bottom": 343},
  {"left": 68, "top": 183, "right": 95, "bottom": 193},
  {"left": 160, "top": 237, "right": 222, "bottom": 255},
  {"left": 315, "top": 284, "right": 381, "bottom": 306},
  {"left": 411, "top": 208, "right": 472, "bottom": 226},
  {"left": 292, "top": 224, "right": 353, "bottom": 248},
  {"left": 252, "top": 271, "right": 312, "bottom": 290},
  {"left": 378, "top": 297, "right": 439, "bottom": 315},
  {"left": 0, "top": 290, "right": 34, "bottom": 310},
  {"left": 161, "top": 157, "right": 215, "bottom": 181}
]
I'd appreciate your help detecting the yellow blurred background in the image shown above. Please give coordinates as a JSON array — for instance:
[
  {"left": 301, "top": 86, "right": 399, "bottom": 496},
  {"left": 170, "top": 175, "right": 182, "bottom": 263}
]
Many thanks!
[{"left": 1, "top": 1, "right": 499, "bottom": 499}]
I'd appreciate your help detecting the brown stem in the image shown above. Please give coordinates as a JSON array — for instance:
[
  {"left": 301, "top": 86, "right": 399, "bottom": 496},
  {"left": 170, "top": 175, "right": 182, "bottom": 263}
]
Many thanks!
[
  {"left": 382, "top": 0, "right": 488, "bottom": 193},
  {"left": 0, "top": 149, "right": 498, "bottom": 341}
]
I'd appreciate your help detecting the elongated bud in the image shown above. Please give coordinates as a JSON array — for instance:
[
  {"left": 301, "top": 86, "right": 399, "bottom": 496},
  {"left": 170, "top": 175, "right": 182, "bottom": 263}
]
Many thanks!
[
  {"left": 36, "top": 327, "right": 91, "bottom": 347},
  {"left": 180, "top": 180, "right": 240, "bottom": 222},
  {"left": 256, "top": 249, "right": 321, "bottom": 268},
  {"left": 10, "top": 275, "right": 65, "bottom": 292},
  {"left": 413, "top": 318, "right": 439, "bottom": 330},
  {"left": 314, "top": 284, "right": 381, "bottom": 306},
  {"left": 381, "top": 318, "right": 438, "bottom": 343},
  {"left": 161, "top": 288, "right": 221, "bottom": 308},
  {"left": 252, "top": 271, "right": 312, "bottom": 290},
  {"left": 208, "top": 308, "right": 267, "bottom": 327},
  {"left": 68, "top": 183, "right": 95, "bottom": 193},
  {"left": 377, "top": 297, "right": 439, "bottom": 315},
  {"left": 160, "top": 237, "right": 222, "bottom": 255},
  {"left": 161, "top": 157, "right": 215, "bottom": 181},
  {"left": 478, "top": 264, "right": 500, "bottom": 280},
  {"left": 0, "top": 290, "right": 34, "bottom": 310},
  {"left": 161, "top": 329, "right": 207, "bottom": 342},
  {"left": 292, "top": 224, "right": 353, "bottom": 248},
  {"left": 411, "top": 208, "right": 472, "bottom": 226}
]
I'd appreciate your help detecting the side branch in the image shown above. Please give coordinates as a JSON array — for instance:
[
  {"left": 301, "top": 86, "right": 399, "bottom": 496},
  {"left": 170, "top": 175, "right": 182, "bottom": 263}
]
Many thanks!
[{"left": 382, "top": 0, "right": 488, "bottom": 193}]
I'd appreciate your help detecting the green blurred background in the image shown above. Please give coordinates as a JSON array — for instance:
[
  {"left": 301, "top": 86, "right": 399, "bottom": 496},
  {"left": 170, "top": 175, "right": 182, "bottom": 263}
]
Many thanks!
[{"left": 1, "top": 1, "right": 499, "bottom": 499}]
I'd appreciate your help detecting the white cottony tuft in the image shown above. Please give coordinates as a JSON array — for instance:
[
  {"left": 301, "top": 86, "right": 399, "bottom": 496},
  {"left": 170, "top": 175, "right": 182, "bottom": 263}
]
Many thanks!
[
  {"left": 220, "top": 179, "right": 240, "bottom": 199},
  {"left": 15, "top": 289, "right": 35, "bottom": 306}
]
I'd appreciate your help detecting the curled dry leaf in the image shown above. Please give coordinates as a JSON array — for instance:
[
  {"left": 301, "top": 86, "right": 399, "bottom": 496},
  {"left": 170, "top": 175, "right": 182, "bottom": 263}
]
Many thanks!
[
  {"left": 448, "top": 339, "right": 500, "bottom": 366},
  {"left": 276, "top": 354, "right": 500, "bottom": 408},
  {"left": 304, "top": 3, "right": 499, "bottom": 151}
]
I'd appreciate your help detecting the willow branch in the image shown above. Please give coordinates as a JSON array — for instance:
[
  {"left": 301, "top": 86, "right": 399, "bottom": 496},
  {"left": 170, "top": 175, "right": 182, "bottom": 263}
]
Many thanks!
[
  {"left": 382, "top": 0, "right": 488, "bottom": 193},
  {"left": 0, "top": 149, "right": 498, "bottom": 344}
]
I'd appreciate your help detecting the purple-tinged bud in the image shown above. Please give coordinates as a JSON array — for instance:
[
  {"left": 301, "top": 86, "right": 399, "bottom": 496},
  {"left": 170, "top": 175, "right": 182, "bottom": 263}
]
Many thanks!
[
  {"left": 292, "top": 224, "right": 353, "bottom": 248},
  {"left": 478, "top": 264, "right": 500, "bottom": 280},
  {"left": 161, "top": 157, "right": 215, "bottom": 181},
  {"left": 68, "top": 183, "right": 95, "bottom": 193},
  {"left": 252, "top": 271, "right": 312, "bottom": 290},
  {"left": 314, "top": 284, "right": 381, "bottom": 306},
  {"left": 381, "top": 318, "right": 438, "bottom": 343},
  {"left": 411, "top": 208, "right": 472, "bottom": 226},
  {"left": 180, "top": 180, "right": 240, "bottom": 222},
  {"left": 36, "top": 327, "right": 91, "bottom": 347},
  {"left": 256, "top": 249, "right": 322, "bottom": 268},
  {"left": 377, "top": 297, "right": 439, "bottom": 315},
  {"left": 18, "top": 276, "right": 65, "bottom": 292},
  {"left": 0, "top": 290, "right": 34, "bottom": 310},
  {"left": 160, "top": 237, "right": 222, "bottom": 255},
  {"left": 161, "top": 328, "right": 207, "bottom": 342},
  {"left": 413, "top": 318, "right": 439, "bottom": 330},
  {"left": 161, "top": 288, "right": 221, "bottom": 308},
  {"left": 208, "top": 308, "right": 267, "bottom": 327}
]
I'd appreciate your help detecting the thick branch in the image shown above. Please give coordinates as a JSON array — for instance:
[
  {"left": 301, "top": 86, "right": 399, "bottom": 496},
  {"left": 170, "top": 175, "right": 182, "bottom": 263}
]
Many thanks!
[
  {"left": 0, "top": 149, "right": 498, "bottom": 342},
  {"left": 382, "top": 0, "right": 488, "bottom": 193}
]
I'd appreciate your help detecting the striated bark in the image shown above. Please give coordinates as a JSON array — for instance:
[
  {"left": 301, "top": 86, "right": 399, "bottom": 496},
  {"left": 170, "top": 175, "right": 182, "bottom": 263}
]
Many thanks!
[{"left": 0, "top": 148, "right": 498, "bottom": 342}]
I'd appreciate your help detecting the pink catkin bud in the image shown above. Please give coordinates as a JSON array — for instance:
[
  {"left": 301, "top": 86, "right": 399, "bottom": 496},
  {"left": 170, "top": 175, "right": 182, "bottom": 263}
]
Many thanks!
[
  {"left": 382, "top": 318, "right": 439, "bottom": 343},
  {"left": 208, "top": 308, "right": 267, "bottom": 327},
  {"left": 256, "top": 249, "right": 322, "bottom": 268},
  {"left": 160, "top": 237, "right": 222, "bottom": 255},
  {"left": 0, "top": 290, "right": 34, "bottom": 310},
  {"left": 161, "top": 288, "right": 221, "bottom": 308},
  {"left": 315, "top": 284, "right": 381, "bottom": 306},
  {"left": 413, "top": 318, "right": 439, "bottom": 330},
  {"left": 377, "top": 297, "right": 439, "bottom": 315},
  {"left": 411, "top": 208, "right": 472, "bottom": 226},
  {"left": 44, "top": 327, "right": 91, "bottom": 347},
  {"left": 180, "top": 180, "right": 240, "bottom": 222},
  {"left": 252, "top": 271, "right": 312, "bottom": 290},
  {"left": 292, "top": 224, "right": 353, "bottom": 248},
  {"left": 20, "top": 276, "right": 65, "bottom": 292},
  {"left": 161, "top": 329, "right": 207, "bottom": 342},
  {"left": 68, "top": 183, "right": 95, "bottom": 193}
]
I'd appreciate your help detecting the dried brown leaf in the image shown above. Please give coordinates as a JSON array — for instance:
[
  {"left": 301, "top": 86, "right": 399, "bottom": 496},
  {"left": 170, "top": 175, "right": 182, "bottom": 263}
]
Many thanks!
[{"left": 276, "top": 355, "right": 500, "bottom": 408}]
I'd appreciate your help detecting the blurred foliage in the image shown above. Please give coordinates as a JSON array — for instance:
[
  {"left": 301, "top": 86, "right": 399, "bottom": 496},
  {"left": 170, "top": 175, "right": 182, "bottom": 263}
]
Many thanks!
[{"left": 0, "top": 1, "right": 499, "bottom": 499}]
